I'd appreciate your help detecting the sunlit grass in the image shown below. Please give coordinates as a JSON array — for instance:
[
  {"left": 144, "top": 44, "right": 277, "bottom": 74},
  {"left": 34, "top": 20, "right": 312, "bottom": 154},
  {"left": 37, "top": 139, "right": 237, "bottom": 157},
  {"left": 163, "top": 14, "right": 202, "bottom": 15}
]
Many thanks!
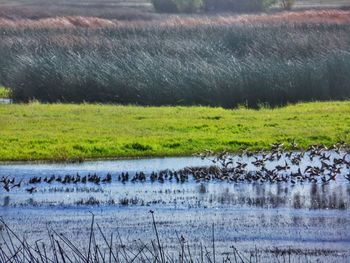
[
  {"left": 0, "top": 101, "right": 349, "bottom": 161},
  {"left": 0, "top": 87, "right": 9, "bottom": 98}
]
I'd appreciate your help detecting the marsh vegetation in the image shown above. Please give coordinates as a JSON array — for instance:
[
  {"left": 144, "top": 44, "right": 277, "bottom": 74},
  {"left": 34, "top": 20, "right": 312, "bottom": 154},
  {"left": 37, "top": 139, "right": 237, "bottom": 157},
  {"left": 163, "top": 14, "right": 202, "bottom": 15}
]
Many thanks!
[{"left": 1, "top": 8, "right": 350, "bottom": 107}]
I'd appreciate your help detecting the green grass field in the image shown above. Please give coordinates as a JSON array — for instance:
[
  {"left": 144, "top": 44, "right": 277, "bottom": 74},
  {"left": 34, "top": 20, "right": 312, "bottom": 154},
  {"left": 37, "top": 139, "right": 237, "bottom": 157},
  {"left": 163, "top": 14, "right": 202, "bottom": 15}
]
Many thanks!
[{"left": 0, "top": 101, "right": 349, "bottom": 161}]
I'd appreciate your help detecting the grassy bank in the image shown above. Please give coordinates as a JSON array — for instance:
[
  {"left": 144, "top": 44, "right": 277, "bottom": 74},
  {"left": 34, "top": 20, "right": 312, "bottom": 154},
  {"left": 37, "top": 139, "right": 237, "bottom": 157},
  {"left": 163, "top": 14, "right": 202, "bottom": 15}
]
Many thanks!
[
  {"left": 0, "top": 101, "right": 349, "bottom": 161},
  {"left": 1, "top": 11, "right": 350, "bottom": 107}
]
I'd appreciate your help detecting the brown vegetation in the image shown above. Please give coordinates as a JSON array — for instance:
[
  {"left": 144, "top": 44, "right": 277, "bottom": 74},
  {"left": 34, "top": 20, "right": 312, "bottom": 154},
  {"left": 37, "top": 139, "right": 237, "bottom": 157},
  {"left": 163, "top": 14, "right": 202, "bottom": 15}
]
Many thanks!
[
  {"left": 0, "top": 9, "right": 349, "bottom": 28},
  {"left": 160, "top": 9, "right": 350, "bottom": 27}
]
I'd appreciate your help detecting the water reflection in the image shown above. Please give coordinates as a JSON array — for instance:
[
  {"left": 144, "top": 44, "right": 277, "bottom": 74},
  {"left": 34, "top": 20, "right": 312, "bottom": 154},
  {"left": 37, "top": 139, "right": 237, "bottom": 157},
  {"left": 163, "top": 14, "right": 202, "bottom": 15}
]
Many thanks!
[
  {"left": 2, "top": 179, "right": 350, "bottom": 210},
  {"left": 201, "top": 182, "right": 350, "bottom": 210},
  {"left": 3, "top": 196, "right": 10, "bottom": 206},
  {"left": 308, "top": 184, "right": 348, "bottom": 209}
]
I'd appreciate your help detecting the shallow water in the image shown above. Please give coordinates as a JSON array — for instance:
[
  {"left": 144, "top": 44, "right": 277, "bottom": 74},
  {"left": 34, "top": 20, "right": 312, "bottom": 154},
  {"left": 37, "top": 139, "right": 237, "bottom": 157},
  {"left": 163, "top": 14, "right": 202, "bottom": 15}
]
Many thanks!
[
  {"left": 1, "top": 154, "right": 350, "bottom": 262},
  {"left": 0, "top": 98, "right": 12, "bottom": 104}
]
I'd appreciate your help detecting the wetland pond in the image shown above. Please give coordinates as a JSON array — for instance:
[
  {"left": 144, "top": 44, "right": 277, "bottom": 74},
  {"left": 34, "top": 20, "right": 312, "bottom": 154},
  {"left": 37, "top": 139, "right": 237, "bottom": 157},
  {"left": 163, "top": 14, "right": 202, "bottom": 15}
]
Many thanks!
[{"left": 1, "top": 151, "right": 350, "bottom": 262}]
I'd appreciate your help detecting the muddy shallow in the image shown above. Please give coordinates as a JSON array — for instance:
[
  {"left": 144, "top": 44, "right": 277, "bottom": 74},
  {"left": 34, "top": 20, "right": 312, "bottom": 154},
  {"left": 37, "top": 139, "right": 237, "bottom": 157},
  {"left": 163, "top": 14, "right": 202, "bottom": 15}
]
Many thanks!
[{"left": 1, "top": 155, "right": 350, "bottom": 262}]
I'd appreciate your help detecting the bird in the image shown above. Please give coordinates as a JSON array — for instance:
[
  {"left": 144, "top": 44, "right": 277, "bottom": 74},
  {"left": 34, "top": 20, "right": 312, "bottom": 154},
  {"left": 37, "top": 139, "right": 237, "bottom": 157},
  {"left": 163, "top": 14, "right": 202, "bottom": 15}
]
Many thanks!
[
  {"left": 1, "top": 176, "right": 11, "bottom": 192},
  {"left": 11, "top": 179, "right": 22, "bottom": 189},
  {"left": 345, "top": 173, "right": 350, "bottom": 182},
  {"left": 26, "top": 187, "right": 37, "bottom": 194},
  {"left": 3, "top": 182, "right": 10, "bottom": 192}
]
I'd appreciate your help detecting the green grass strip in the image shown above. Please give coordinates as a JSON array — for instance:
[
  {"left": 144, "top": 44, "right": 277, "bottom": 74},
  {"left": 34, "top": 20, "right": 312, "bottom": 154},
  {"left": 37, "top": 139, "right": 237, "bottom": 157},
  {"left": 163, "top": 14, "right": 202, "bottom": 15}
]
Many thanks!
[{"left": 0, "top": 101, "right": 349, "bottom": 161}]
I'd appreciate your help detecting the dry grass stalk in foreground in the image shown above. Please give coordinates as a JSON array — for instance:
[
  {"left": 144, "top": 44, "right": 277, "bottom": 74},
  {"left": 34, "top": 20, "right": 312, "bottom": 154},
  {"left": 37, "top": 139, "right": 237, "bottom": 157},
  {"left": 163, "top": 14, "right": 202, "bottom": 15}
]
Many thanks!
[
  {"left": 0, "top": 214, "right": 244, "bottom": 263},
  {"left": 0, "top": 214, "right": 347, "bottom": 263}
]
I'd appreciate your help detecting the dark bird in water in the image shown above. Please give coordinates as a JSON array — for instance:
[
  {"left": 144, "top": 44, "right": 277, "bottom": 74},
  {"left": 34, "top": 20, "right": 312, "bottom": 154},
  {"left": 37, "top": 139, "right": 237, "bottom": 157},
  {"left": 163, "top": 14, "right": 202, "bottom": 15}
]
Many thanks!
[
  {"left": 11, "top": 179, "right": 23, "bottom": 189},
  {"left": 81, "top": 176, "right": 87, "bottom": 183},
  {"left": 26, "top": 187, "right": 37, "bottom": 194},
  {"left": 1, "top": 176, "right": 11, "bottom": 192},
  {"left": 102, "top": 173, "right": 112, "bottom": 183},
  {"left": 276, "top": 161, "right": 290, "bottom": 171},
  {"left": 320, "top": 153, "right": 330, "bottom": 161},
  {"left": 29, "top": 176, "right": 41, "bottom": 184},
  {"left": 3, "top": 182, "right": 10, "bottom": 192}
]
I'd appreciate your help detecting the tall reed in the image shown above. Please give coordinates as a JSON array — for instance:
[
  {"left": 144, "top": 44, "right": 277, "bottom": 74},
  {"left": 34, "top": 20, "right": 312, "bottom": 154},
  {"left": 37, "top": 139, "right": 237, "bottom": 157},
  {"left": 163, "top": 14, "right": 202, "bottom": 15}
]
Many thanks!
[{"left": 1, "top": 16, "right": 350, "bottom": 107}]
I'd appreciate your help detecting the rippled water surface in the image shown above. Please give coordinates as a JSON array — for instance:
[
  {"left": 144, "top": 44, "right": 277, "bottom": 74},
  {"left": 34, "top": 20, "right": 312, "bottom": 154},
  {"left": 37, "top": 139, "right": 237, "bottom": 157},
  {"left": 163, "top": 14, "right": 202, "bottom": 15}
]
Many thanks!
[{"left": 1, "top": 154, "right": 350, "bottom": 262}]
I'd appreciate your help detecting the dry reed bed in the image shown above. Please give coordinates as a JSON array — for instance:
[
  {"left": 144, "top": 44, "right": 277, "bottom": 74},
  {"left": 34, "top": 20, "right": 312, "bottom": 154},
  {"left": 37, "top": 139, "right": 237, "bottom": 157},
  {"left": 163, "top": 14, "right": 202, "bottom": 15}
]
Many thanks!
[
  {"left": 0, "top": 9, "right": 349, "bottom": 28},
  {"left": 1, "top": 9, "right": 350, "bottom": 106}
]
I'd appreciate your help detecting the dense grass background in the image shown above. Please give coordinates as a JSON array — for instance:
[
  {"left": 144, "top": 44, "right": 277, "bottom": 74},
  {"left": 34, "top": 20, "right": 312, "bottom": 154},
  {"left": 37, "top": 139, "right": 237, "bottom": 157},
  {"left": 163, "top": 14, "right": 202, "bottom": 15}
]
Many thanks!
[
  {"left": 0, "top": 0, "right": 155, "bottom": 20},
  {"left": 0, "top": 101, "right": 349, "bottom": 161},
  {"left": 1, "top": 19, "right": 350, "bottom": 107}
]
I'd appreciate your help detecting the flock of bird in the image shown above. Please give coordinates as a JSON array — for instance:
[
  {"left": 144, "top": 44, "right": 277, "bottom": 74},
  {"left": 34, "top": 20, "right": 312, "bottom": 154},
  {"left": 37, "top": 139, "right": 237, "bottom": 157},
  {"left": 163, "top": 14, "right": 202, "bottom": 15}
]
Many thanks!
[
  {"left": 28, "top": 173, "right": 112, "bottom": 185},
  {"left": 1, "top": 141, "right": 349, "bottom": 194},
  {"left": 190, "top": 141, "right": 350, "bottom": 184},
  {"left": 0, "top": 173, "right": 112, "bottom": 194}
]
